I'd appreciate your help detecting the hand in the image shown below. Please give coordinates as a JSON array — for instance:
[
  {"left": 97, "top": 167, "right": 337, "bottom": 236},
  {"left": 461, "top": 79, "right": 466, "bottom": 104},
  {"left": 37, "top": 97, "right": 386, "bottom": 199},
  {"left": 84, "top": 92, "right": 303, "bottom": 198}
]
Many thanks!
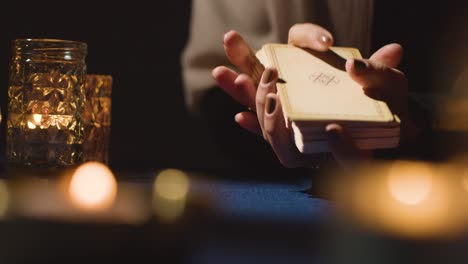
[
  {"left": 346, "top": 45, "right": 419, "bottom": 144},
  {"left": 213, "top": 23, "right": 335, "bottom": 112},
  {"left": 213, "top": 26, "right": 346, "bottom": 168},
  {"left": 213, "top": 23, "right": 410, "bottom": 168}
]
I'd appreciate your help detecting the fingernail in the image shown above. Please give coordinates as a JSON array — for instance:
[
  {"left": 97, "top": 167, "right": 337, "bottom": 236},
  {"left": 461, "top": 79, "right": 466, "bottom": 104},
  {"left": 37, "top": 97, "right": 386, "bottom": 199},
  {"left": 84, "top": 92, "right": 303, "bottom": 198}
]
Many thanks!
[
  {"left": 320, "top": 35, "right": 331, "bottom": 44},
  {"left": 234, "top": 113, "right": 242, "bottom": 123},
  {"left": 262, "top": 69, "right": 274, "bottom": 84},
  {"left": 353, "top": 59, "right": 368, "bottom": 73},
  {"left": 325, "top": 124, "right": 341, "bottom": 142},
  {"left": 316, "top": 33, "right": 332, "bottom": 47},
  {"left": 266, "top": 96, "right": 276, "bottom": 115}
]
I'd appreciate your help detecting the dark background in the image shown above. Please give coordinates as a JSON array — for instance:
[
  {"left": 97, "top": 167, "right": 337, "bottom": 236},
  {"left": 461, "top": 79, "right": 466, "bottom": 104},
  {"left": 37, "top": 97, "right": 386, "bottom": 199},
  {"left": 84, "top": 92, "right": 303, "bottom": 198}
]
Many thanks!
[
  {"left": 0, "top": 1, "right": 212, "bottom": 171},
  {"left": 0, "top": 1, "right": 467, "bottom": 172}
]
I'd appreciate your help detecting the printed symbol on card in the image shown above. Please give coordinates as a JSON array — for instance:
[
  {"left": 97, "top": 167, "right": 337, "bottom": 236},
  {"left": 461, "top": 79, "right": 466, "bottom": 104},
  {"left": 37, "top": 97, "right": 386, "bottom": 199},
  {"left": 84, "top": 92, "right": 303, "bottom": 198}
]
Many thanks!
[{"left": 309, "top": 72, "right": 340, "bottom": 86}]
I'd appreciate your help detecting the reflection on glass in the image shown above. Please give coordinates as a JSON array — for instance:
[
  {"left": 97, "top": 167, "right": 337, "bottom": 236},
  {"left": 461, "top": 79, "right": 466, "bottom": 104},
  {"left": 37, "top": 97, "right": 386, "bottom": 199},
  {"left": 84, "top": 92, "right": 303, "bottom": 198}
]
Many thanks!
[
  {"left": 83, "top": 74, "right": 112, "bottom": 165},
  {"left": 6, "top": 39, "right": 87, "bottom": 167}
]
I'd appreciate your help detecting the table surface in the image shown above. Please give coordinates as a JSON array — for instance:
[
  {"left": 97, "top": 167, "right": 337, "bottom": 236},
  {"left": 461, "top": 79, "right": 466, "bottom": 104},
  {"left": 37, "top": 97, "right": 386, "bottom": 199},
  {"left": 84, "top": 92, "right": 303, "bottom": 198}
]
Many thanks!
[
  {"left": 1, "top": 167, "right": 468, "bottom": 264},
  {"left": 0, "top": 167, "right": 336, "bottom": 264}
]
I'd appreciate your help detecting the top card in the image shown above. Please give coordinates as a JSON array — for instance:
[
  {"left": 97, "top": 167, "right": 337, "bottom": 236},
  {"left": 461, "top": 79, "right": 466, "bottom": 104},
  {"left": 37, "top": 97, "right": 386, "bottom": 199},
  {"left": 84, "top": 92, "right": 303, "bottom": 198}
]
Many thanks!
[{"left": 256, "top": 44, "right": 396, "bottom": 125}]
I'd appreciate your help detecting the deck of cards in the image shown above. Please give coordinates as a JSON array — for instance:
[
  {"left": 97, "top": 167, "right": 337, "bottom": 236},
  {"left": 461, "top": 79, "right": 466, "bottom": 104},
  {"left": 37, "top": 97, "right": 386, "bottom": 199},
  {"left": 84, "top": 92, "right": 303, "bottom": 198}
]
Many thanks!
[{"left": 256, "top": 44, "right": 400, "bottom": 153}]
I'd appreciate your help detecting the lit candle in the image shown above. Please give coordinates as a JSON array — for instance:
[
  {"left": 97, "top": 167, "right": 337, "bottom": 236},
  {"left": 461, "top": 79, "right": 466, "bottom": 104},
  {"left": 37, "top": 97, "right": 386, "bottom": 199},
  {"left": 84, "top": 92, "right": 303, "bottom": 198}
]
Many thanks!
[
  {"left": 332, "top": 160, "right": 468, "bottom": 239},
  {"left": 68, "top": 161, "right": 117, "bottom": 211},
  {"left": 153, "top": 169, "right": 190, "bottom": 222}
]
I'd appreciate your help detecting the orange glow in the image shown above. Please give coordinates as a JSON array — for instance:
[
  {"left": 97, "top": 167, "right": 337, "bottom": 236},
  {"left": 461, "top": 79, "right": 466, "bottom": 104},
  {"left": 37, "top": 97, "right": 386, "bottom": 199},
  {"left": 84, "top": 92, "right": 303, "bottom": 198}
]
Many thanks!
[
  {"left": 331, "top": 161, "right": 468, "bottom": 239},
  {"left": 387, "top": 162, "right": 433, "bottom": 205},
  {"left": 462, "top": 170, "right": 468, "bottom": 193},
  {"left": 32, "top": 114, "right": 42, "bottom": 124},
  {"left": 27, "top": 121, "right": 36, "bottom": 129},
  {"left": 69, "top": 162, "right": 117, "bottom": 211}
]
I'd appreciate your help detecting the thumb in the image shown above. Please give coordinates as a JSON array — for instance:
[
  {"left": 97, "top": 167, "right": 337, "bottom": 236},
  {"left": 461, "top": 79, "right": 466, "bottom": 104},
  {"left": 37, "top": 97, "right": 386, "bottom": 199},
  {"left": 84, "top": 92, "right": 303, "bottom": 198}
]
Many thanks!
[
  {"left": 326, "top": 124, "right": 371, "bottom": 169},
  {"left": 346, "top": 58, "right": 408, "bottom": 118}
]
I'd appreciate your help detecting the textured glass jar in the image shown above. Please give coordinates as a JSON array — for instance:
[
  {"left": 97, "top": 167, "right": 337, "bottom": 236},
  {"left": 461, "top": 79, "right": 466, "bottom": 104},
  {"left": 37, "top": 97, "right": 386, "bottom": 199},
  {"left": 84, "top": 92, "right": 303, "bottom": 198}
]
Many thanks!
[
  {"left": 6, "top": 39, "right": 87, "bottom": 167},
  {"left": 83, "top": 74, "right": 113, "bottom": 165}
]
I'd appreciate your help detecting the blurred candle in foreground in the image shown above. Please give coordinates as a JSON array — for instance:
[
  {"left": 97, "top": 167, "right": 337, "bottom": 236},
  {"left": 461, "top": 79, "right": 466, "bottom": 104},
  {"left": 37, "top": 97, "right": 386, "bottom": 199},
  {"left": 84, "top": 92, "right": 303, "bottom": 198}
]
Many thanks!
[
  {"left": 153, "top": 169, "right": 190, "bottom": 222},
  {"left": 462, "top": 168, "right": 468, "bottom": 193},
  {"left": 330, "top": 160, "right": 468, "bottom": 239},
  {"left": 387, "top": 161, "right": 433, "bottom": 205},
  {"left": 68, "top": 162, "right": 117, "bottom": 211}
]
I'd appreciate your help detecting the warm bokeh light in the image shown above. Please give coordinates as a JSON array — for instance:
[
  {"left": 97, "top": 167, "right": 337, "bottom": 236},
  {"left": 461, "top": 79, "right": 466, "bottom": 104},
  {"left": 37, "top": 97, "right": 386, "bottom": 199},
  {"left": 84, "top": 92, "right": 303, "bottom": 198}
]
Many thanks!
[
  {"left": 154, "top": 169, "right": 190, "bottom": 201},
  {"left": 387, "top": 162, "right": 433, "bottom": 205},
  {"left": 0, "top": 180, "right": 9, "bottom": 218},
  {"left": 462, "top": 170, "right": 468, "bottom": 193},
  {"left": 153, "top": 169, "right": 190, "bottom": 222},
  {"left": 331, "top": 160, "right": 468, "bottom": 239},
  {"left": 69, "top": 162, "right": 117, "bottom": 211}
]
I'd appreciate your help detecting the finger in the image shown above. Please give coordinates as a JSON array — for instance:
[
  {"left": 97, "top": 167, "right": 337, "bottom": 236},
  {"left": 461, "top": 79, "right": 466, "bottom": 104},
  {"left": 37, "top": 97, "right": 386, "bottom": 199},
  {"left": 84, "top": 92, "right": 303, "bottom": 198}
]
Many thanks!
[
  {"left": 234, "top": 73, "right": 257, "bottom": 110},
  {"left": 256, "top": 68, "right": 278, "bottom": 138},
  {"left": 325, "top": 124, "right": 371, "bottom": 168},
  {"left": 234, "top": 112, "right": 262, "bottom": 136},
  {"left": 346, "top": 59, "right": 388, "bottom": 92},
  {"left": 369, "top": 43, "right": 404, "bottom": 68},
  {"left": 345, "top": 58, "right": 408, "bottom": 117},
  {"left": 288, "top": 23, "right": 334, "bottom": 51},
  {"left": 212, "top": 66, "right": 256, "bottom": 109},
  {"left": 263, "top": 94, "right": 303, "bottom": 167},
  {"left": 223, "top": 30, "right": 265, "bottom": 86}
]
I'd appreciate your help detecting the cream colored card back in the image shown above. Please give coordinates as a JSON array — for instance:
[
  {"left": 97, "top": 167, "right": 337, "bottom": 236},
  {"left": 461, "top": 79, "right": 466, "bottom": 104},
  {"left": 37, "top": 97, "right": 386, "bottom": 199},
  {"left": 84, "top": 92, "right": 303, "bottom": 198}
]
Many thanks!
[{"left": 258, "top": 44, "right": 395, "bottom": 124}]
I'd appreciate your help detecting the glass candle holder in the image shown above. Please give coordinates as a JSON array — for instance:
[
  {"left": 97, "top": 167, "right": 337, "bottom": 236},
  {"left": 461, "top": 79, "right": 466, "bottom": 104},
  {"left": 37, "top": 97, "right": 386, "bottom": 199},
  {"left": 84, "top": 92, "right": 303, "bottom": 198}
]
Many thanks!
[
  {"left": 6, "top": 39, "right": 87, "bottom": 167},
  {"left": 83, "top": 74, "right": 112, "bottom": 165}
]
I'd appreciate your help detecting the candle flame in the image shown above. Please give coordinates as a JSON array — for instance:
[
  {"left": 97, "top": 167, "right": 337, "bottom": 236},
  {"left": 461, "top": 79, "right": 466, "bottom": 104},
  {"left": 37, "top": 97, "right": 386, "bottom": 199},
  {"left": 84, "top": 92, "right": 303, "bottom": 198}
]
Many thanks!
[
  {"left": 32, "top": 114, "right": 42, "bottom": 124},
  {"left": 27, "top": 121, "right": 36, "bottom": 129}
]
